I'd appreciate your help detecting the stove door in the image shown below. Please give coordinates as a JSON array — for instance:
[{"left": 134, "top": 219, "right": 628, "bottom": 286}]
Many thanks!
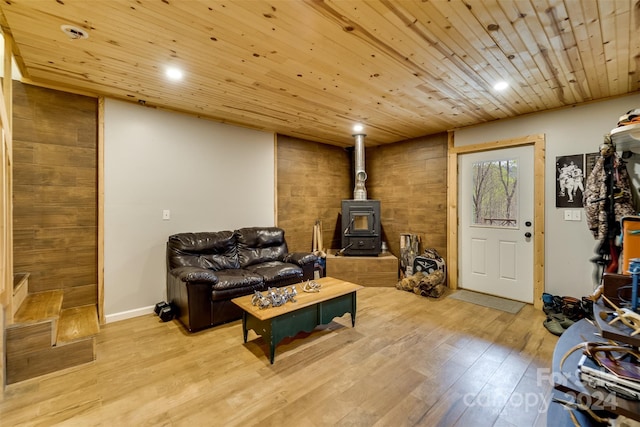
[{"left": 348, "top": 210, "right": 376, "bottom": 235}]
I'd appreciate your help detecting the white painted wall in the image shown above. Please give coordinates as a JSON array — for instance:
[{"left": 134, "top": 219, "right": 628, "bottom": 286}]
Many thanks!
[
  {"left": 454, "top": 93, "right": 640, "bottom": 300},
  {"left": 104, "top": 99, "right": 275, "bottom": 322}
]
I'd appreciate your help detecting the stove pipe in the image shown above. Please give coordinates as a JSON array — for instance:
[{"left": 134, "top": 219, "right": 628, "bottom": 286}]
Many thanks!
[{"left": 353, "top": 133, "right": 367, "bottom": 200}]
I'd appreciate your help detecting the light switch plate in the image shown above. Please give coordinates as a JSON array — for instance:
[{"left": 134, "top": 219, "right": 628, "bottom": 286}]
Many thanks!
[
  {"left": 564, "top": 210, "right": 572, "bottom": 221},
  {"left": 162, "top": 209, "right": 170, "bottom": 220},
  {"left": 572, "top": 210, "right": 581, "bottom": 221}
]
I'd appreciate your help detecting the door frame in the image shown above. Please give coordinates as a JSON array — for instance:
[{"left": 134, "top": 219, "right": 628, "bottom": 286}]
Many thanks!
[{"left": 447, "top": 132, "right": 545, "bottom": 309}]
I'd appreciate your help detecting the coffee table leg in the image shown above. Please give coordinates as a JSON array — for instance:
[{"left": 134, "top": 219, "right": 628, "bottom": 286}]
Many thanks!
[
  {"left": 270, "top": 338, "right": 276, "bottom": 364},
  {"left": 242, "top": 312, "right": 248, "bottom": 343},
  {"left": 351, "top": 292, "right": 357, "bottom": 326}
]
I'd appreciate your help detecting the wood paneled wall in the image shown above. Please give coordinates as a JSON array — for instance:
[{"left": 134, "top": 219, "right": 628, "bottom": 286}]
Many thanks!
[
  {"left": 276, "top": 133, "right": 449, "bottom": 266},
  {"left": 367, "top": 133, "right": 448, "bottom": 260},
  {"left": 276, "top": 134, "right": 351, "bottom": 253},
  {"left": 12, "top": 82, "right": 98, "bottom": 309}
]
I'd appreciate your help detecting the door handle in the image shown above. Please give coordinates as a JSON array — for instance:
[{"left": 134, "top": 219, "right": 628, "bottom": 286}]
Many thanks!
[{"left": 524, "top": 232, "right": 532, "bottom": 238}]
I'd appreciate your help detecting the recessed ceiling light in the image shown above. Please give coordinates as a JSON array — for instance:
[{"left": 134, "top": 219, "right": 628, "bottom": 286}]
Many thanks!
[
  {"left": 493, "top": 81, "right": 509, "bottom": 91},
  {"left": 60, "top": 25, "right": 89, "bottom": 40},
  {"left": 166, "top": 67, "right": 183, "bottom": 81},
  {"left": 353, "top": 123, "right": 364, "bottom": 133}
]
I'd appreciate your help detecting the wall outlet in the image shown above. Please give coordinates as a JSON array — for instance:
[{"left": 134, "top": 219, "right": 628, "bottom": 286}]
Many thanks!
[
  {"left": 572, "top": 210, "right": 581, "bottom": 221},
  {"left": 162, "top": 209, "right": 170, "bottom": 220},
  {"left": 564, "top": 210, "right": 572, "bottom": 221}
]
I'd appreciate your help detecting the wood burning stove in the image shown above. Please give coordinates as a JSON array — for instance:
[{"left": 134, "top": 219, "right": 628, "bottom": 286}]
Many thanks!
[
  {"left": 341, "top": 199, "right": 381, "bottom": 256},
  {"left": 339, "top": 128, "right": 381, "bottom": 256}
]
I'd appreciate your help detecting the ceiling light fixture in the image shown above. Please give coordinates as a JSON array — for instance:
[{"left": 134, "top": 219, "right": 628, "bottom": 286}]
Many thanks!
[
  {"left": 166, "top": 67, "right": 184, "bottom": 81},
  {"left": 493, "top": 81, "right": 509, "bottom": 91},
  {"left": 60, "top": 25, "right": 89, "bottom": 40}
]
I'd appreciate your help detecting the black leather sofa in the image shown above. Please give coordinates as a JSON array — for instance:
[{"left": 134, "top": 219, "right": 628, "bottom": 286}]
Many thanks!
[{"left": 167, "top": 227, "right": 316, "bottom": 332}]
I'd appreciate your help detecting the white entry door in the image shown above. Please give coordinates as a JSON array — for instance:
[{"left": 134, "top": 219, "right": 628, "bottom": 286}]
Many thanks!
[{"left": 459, "top": 146, "right": 534, "bottom": 303}]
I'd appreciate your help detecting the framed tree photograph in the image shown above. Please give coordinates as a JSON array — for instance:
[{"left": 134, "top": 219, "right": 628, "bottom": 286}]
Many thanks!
[{"left": 556, "top": 154, "right": 585, "bottom": 207}]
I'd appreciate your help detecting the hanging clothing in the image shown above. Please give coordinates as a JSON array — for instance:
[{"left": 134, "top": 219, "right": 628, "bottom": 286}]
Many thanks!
[{"left": 583, "top": 152, "right": 635, "bottom": 240}]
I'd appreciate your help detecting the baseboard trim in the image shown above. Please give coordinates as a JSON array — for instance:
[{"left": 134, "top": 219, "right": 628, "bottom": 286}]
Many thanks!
[{"left": 105, "top": 305, "right": 154, "bottom": 323}]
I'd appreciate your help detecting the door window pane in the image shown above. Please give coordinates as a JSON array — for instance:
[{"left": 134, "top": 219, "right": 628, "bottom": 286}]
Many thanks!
[{"left": 471, "top": 158, "right": 518, "bottom": 228}]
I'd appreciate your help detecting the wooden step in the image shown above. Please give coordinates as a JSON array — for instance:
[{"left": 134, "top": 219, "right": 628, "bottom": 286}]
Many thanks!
[
  {"left": 6, "top": 321, "right": 56, "bottom": 357},
  {"left": 12, "top": 289, "right": 64, "bottom": 348},
  {"left": 5, "top": 338, "right": 95, "bottom": 384},
  {"left": 6, "top": 301, "right": 98, "bottom": 384},
  {"left": 12, "top": 272, "right": 30, "bottom": 318},
  {"left": 13, "top": 272, "right": 29, "bottom": 291},
  {"left": 13, "top": 290, "right": 64, "bottom": 326},
  {"left": 57, "top": 305, "right": 100, "bottom": 344}
]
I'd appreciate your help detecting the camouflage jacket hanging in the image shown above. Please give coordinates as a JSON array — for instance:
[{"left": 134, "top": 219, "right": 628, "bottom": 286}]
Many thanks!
[{"left": 583, "top": 153, "right": 635, "bottom": 240}]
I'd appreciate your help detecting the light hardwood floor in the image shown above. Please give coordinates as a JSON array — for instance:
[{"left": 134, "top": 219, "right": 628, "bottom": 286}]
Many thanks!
[{"left": 0, "top": 287, "right": 557, "bottom": 426}]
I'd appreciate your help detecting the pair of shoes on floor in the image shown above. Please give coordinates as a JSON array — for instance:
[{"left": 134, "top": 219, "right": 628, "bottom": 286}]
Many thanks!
[
  {"left": 542, "top": 293, "right": 587, "bottom": 321},
  {"left": 542, "top": 292, "right": 563, "bottom": 315},
  {"left": 543, "top": 313, "right": 574, "bottom": 336}
]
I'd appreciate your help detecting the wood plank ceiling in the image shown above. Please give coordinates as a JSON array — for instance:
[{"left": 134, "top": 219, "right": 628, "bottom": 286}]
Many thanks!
[{"left": 0, "top": 0, "right": 638, "bottom": 147}]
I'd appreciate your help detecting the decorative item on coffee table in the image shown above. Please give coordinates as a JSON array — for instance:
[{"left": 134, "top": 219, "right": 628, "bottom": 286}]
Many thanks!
[
  {"left": 251, "top": 286, "right": 298, "bottom": 310},
  {"left": 302, "top": 280, "right": 322, "bottom": 293}
]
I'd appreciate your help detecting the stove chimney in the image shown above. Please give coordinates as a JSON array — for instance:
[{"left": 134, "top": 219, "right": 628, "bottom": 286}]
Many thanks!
[{"left": 353, "top": 132, "right": 367, "bottom": 200}]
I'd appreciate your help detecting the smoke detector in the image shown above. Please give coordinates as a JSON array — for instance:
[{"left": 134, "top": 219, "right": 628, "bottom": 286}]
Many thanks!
[{"left": 61, "top": 25, "right": 89, "bottom": 40}]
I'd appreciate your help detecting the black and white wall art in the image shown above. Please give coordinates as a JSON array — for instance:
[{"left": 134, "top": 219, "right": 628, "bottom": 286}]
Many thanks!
[{"left": 556, "top": 154, "right": 585, "bottom": 207}]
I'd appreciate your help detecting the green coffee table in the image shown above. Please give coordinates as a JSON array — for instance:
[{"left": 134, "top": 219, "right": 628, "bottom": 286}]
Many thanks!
[{"left": 232, "top": 276, "right": 363, "bottom": 364}]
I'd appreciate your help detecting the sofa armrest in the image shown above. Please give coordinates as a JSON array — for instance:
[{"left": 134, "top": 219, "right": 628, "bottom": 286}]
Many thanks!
[
  {"left": 167, "top": 267, "right": 218, "bottom": 332},
  {"left": 283, "top": 252, "right": 317, "bottom": 266},
  {"left": 170, "top": 266, "right": 219, "bottom": 285}
]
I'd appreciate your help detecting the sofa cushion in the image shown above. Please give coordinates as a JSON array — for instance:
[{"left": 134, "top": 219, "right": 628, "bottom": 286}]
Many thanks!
[
  {"left": 211, "top": 269, "right": 263, "bottom": 291},
  {"left": 168, "top": 231, "right": 240, "bottom": 271},
  {"left": 236, "top": 227, "right": 288, "bottom": 267},
  {"left": 244, "top": 261, "right": 303, "bottom": 285},
  {"left": 210, "top": 269, "right": 264, "bottom": 302}
]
